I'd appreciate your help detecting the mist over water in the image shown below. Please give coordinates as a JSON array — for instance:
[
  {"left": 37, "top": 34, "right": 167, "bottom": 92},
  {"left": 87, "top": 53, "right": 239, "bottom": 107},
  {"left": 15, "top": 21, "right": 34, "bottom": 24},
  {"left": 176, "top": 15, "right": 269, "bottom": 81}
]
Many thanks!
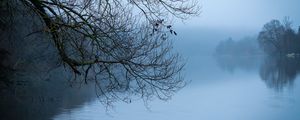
[
  {"left": 53, "top": 54, "right": 300, "bottom": 120},
  {"left": 2, "top": 0, "right": 300, "bottom": 120},
  {"left": 53, "top": 25, "right": 300, "bottom": 119},
  {"left": 2, "top": 26, "right": 300, "bottom": 120}
]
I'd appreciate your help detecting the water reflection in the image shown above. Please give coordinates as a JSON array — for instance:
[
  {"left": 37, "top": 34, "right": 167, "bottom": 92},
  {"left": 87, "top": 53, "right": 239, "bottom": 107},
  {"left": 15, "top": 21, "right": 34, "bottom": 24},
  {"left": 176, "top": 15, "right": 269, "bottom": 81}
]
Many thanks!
[
  {"left": 214, "top": 55, "right": 261, "bottom": 73},
  {"left": 0, "top": 67, "right": 96, "bottom": 120},
  {"left": 0, "top": 37, "right": 184, "bottom": 119},
  {"left": 215, "top": 55, "right": 300, "bottom": 90},
  {"left": 260, "top": 56, "right": 300, "bottom": 90},
  {"left": 0, "top": 63, "right": 184, "bottom": 120},
  {"left": 0, "top": 6, "right": 185, "bottom": 119}
]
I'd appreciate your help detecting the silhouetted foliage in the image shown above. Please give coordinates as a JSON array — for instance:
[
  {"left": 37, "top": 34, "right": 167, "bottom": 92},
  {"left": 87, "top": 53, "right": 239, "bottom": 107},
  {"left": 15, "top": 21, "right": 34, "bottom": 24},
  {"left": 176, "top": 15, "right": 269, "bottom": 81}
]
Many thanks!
[
  {"left": 215, "top": 36, "right": 261, "bottom": 56},
  {"left": 258, "top": 18, "right": 300, "bottom": 55},
  {"left": 0, "top": 0, "right": 200, "bottom": 106}
]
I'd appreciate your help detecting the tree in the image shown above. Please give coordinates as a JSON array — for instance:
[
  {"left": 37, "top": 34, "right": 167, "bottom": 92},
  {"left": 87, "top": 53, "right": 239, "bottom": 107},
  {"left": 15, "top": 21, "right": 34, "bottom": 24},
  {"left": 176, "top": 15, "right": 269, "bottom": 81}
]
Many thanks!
[
  {"left": 281, "top": 17, "right": 297, "bottom": 53},
  {"left": 1, "top": 0, "right": 200, "bottom": 104},
  {"left": 215, "top": 36, "right": 261, "bottom": 56},
  {"left": 258, "top": 19, "right": 285, "bottom": 55},
  {"left": 258, "top": 18, "right": 300, "bottom": 55}
]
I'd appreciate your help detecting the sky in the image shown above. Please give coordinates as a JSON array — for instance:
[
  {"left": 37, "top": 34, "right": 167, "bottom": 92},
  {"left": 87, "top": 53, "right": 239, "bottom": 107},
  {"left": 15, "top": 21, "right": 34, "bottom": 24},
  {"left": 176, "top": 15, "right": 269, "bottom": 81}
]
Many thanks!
[
  {"left": 173, "top": 0, "right": 300, "bottom": 55},
  {"left": 177, "top": 0, "right": 300, "bottom": 32}
]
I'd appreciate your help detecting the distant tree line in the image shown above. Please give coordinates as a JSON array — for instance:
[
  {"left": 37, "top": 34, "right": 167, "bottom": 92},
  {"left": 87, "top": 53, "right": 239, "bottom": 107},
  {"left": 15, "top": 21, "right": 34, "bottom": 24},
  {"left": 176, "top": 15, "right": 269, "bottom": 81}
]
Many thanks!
[
  {"left": 258, "top": 18, "right": 300, "bottom": 55},
  {"left": 215, "top": 36, "right": 261, "bottom": 56}
]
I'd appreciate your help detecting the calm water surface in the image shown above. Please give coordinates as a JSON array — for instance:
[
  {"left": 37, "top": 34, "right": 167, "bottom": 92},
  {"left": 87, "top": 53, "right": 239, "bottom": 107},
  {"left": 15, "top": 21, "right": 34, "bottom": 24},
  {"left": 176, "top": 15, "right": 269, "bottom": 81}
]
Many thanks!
[
  {"left": 52, "top": 56, "right": 300, "bottom": 120},
  {"left": 2, "top": 54, "right": 300, "bottom": 120}
]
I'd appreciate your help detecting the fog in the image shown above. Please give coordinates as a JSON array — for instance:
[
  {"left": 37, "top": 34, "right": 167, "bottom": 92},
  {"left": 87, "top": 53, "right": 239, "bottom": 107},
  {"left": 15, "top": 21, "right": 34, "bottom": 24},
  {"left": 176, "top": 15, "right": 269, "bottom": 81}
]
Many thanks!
[
  {"left": 178, "top": 0, "right": 300, "bottom": 30},
  {"left": 174, "top": 27, "right": 256, "bottom": 56},
  {"left": 2, "top": 0, "right": 300, "bottom": 120},
  {"left": 172, "top": 0, "right": 300, "bottom": 56}
]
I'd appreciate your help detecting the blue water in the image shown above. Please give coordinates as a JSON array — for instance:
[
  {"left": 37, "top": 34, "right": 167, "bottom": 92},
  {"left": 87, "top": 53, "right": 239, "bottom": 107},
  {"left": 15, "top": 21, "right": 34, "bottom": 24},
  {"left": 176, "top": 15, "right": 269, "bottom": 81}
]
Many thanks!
[{"left": 52, "top": 56, "right": 300, "bottom": 120}]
